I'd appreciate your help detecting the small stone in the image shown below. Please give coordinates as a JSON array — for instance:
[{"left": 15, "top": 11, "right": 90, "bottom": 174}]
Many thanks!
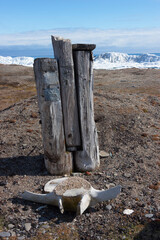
[
  {"left": 8, "top": 223, "right": 15, "bottom": 229},
  {"left": 106, "top": 183, "right": 116, "bottom": 189},
  {"left": 145, "top": 214, "right": 154, "bottom": 218},
  {"left": 124, "top": 173, "right": 131, "bottom": 178},
  {"left": 24, "top": 222, "right": 31, "bottom": 232},
  {"left": 123, "top": 209, "right": 134, "bottom": 215},
  {"left": 0, "top": 232, "right": 11, "bottom": 238},
  {"left": 99, "top": 150, "right": 110, "bottom": 158},
  {"left": 71, "top": 172, "right": 82, "bottom": 176},
  {"left": 109, "top": 152, "right": 113, "bottom": 157},
  {"left": 114, "top": 173, "right": 118, "bottom": 177},
  {"left": 109, "top": 183, "right": 116, "bottom": 188},
  {"left": 18, "top": 237, "right": 25, "bottom": 240},
  {"left": 10, "top": 231, "right": 16, "bottom": 237},
  {"left": 41, "top": 224, "right": 50, "bottom": 229},
  {"left": 106, "top": 175, "right": 111, "bottom": 179},
  {"left": 106, "top": 204, "right": 112, "bottom": 210},
  {"left": 22, "top": 144, "right": 27, "bottom": 148}
]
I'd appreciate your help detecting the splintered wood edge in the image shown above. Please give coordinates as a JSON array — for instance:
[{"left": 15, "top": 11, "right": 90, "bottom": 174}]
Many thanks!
[
  {"left": 51, "top": 36, "right": 71, "bottom": 42},
  {"left": 72, "top": 44, "right": 96, "bottom": 51}
]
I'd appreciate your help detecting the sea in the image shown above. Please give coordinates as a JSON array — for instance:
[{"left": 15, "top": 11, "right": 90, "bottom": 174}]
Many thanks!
[{"left": 0, "top": 52, "right": 160, "bottom": 70}]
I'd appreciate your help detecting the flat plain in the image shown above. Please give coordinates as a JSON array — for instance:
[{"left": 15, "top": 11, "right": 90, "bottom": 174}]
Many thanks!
[{"left": 0, "top": 64, "right": 160, "bottom": 239}]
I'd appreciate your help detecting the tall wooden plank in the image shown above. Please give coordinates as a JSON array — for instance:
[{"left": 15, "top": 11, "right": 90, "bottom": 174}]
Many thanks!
[
  {"left": 51, "top": 36, "right": 81, "bottom": 151},
  {"left": 34, "top": 58, "right": 73, "bottom": 175},
  {"left": 73, "top": 48, "right": 100, "bottom": 171}
]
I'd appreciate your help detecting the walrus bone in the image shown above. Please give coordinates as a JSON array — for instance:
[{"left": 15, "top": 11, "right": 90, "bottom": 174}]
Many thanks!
[{"left": 21, "top": 177, "right": 121, "bottom": 215}]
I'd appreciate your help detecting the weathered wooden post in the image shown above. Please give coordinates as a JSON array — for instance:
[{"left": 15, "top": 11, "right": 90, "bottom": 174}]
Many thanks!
[
  {"left": 51, "top": 36, "right": 81, "bottom": 151},
  {"left": 72, "top": 44, "right": 100, "bottom": 171},
  {"left": 34, "top": 36, "right": 99, "bottom": 175},
  {"left": 34, "top": 58, "right": 73, "bottom": 175}
]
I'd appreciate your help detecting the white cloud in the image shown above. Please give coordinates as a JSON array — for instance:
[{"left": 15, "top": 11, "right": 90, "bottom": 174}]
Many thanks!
[{"left": 0, "top": 28, "right": 160, "bottom": 52}]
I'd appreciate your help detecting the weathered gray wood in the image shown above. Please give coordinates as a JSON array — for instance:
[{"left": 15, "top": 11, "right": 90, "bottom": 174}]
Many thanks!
[
  {"left": 51, "top": 36, "right": 81, "bottom": 150},
  {"left": 73, "top": 50, "right": 100, "bottom": 171},
  {"left": 72, "top": 44, "right": 96, "bottom": 51},
  {"left": 34, "top": 58, "right": 73, "bottom": 175}
]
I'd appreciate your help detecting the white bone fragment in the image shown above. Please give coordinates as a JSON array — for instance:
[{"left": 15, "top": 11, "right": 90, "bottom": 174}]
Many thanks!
[{"left": 21, "top": 177, "right": 121, "bottom": 215}]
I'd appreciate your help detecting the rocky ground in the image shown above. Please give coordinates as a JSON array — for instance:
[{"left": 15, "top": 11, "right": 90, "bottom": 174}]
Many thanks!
[{"left": 0, "top": 65, "right": 160, "bottom": 239}]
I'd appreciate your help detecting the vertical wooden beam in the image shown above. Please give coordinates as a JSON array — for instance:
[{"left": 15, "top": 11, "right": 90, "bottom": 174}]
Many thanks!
[
  {"left": 34, "top": 58, "right": 73, "bottom": 175},
  {"left": 72, "top": 45, "right": 100, "bottom": 171},
  {"left": 51, "top": 36, "right": 81, "bottom": 151}
]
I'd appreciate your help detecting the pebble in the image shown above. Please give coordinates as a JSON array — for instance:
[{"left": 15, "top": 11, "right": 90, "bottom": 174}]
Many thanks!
[
  {"left": 106, "top": 204, "right": 112, "bottom": 210},
  {"left": 0, "top": 232, "right": 11, "bottom": 238},
  {"left": 114, "top": 173, "right": 118, "bottom": 177},
  {"left": 99, "top": 150, "right": 110, "bottom": 158},
  {"left": 123, "top": 209, "right": 134, "bottom": 215},
  {"left": 145, "top": 213, "right": 154, "bottom": 218},
  {"left": 109, "top": 152, "right": 113, "bottom": 157},
  {"left": 124, "top": 173, "right": 131, "bottom": 178},
  {"left": 22, "top": 144, "right": 27, "bottom": 148},
  {"left": 10, "top": 231, "right": 16, "bottom": 237},
  {"left": 106, "top": 175, "right": 111, "bottom": 179},
  {"left": 24, "top": 222, "right": 31, "bottom": 231},
  {"left": 8, "top": 223, "right": 15, "bottom": 229},
  {"left": 41, "top": 224, "right": 50, "bottom": 229},
  {"left": 18, "top": 236, "right": 25, "bottom": 240},
  {"left": 71, "top": 172, "right": 82, "bottom": 176},
  {"left": 106, "top": 183, "right": 116, "bottom": 189}
]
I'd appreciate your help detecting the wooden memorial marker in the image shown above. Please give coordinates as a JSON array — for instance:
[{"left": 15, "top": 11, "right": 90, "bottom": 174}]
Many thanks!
[
  {"left": 72, "top": 44, "right": 100, "bottom": 171},
  {"left": 34, "top": 58, "right": 73, "bottom": 175},
  {"left": 34, "top": 37, "right": 100, "bottom": 175},
  {"left": 51, "top": 36, "right": 81, "bottom": 151}
]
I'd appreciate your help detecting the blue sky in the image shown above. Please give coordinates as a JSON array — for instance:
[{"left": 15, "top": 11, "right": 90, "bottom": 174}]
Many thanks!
[{"left": 0, "top": 0, "right": 160, "bottom": 55}]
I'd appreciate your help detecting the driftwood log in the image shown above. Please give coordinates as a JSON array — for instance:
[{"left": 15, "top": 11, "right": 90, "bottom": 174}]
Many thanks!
[
  {"left": 34, "top": 58, "right": 73, "bottom": 175},
  {"left": 73, "top": 45, "right": 100, "bottom": 171},
  {"left": 51, "top": 36, "right": 81, "bottom": 151}
]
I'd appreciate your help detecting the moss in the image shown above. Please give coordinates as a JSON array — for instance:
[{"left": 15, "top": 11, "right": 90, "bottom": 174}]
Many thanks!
[
  {"left": 30, "top": 222, "right": 79, "bottom": 240},
  {"left": 0, "top": 214, "right": 5, "bottom": 231}
]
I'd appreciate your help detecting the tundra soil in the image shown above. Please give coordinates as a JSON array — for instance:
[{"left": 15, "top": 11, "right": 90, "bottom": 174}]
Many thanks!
[{"left": 0, "top": 64, "right": 160, "bottom": 240}]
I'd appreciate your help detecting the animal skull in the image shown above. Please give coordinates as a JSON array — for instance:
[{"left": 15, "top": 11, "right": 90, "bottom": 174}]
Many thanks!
[{"left": 21, "top": 177, "right": 121, "bottom": 215}]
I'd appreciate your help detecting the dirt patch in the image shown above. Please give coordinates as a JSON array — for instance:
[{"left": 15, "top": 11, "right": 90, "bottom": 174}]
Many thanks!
[
  {"left": 0, "top": 65, "right": 160, "bottom": 239},
  {"left": 0, "top": 64, "right": 36, "bottom": 111}
]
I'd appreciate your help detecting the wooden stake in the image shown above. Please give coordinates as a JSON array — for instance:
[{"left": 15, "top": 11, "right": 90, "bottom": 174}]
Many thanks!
[
  {"left": 73, "top": 45, "right": 100, "bottom": 171},
  {"left": 34, "top": 58, "right": 73, "bottom": 175},
  {"left": 51, "top": 36, "right": 81, "bottom": 151}
]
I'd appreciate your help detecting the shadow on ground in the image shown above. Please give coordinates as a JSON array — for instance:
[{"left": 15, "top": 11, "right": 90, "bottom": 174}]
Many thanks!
[
  {"left": 134, "top": 220, "right": 160, "bottom": 240},
  {"left": 0, "top": 155, "right": 47, "bottom": 176}
]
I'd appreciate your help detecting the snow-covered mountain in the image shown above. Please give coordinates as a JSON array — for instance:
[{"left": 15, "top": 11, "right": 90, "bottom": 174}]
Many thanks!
[
  {"left": 93, "top": 52, "right": 160, "bottom": 69},
  {"left": 0, "top": 56, "right": 34, "bottom": 67},
  {"left": 0, "top": 52, "right": 160, "bottom": 69}
]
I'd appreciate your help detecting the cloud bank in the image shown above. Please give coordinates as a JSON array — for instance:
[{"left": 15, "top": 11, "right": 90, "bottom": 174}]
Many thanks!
[{"left": 0, "top": 28, "right": 160, "bottom": 53}]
